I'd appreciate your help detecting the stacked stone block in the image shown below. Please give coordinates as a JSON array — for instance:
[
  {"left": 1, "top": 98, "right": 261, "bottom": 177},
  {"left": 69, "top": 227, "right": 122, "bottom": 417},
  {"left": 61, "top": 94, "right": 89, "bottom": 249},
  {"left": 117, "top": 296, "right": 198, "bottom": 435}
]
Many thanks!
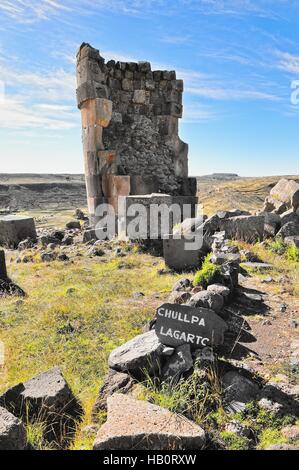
[{"left": 76, "top": 42, "right": 196, "bottom": 225}]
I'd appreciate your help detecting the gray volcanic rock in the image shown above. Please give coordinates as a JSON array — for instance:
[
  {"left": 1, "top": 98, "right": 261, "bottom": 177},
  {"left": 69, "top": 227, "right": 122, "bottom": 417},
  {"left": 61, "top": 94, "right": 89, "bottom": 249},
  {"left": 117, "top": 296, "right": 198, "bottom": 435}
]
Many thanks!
[
  {"left": 0, "top": 367, "right": 83, "bottom": 445},
  {"left": 0, "top": 407, "right": 26, "bottom": 450},
  {"left": 207, "top": 284, "right": 231, "bottom": 302},
  {"left": 219, "top": 215, "right": 265, "bottom": 243},
  {"left": 108, "top": 330, "right": 164, "bottom": 378},
  {"left": 93, "top": 394, "right": 206, "bottom": 450},
  {"left": 222, "top": 371, "right": 259, "bottom": 411},
  {"left": 187, "top": 290, "right": 224, "bottom": 313},
  {"left": 276, "top": 220, "right": 299, "bottom": 239},
  {"left": 161, "top": 344, "right": 193, "bottom": 384},
  {"left": 92, "top": 369, "right": 133, "bottom": 419}
]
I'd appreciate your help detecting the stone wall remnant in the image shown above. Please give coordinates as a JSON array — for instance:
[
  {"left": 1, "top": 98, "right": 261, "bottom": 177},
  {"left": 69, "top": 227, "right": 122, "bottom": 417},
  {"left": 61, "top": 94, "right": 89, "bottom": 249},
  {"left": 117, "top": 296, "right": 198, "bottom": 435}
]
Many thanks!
[{"left": 76, "top": 43, "right": 196, "bottom": 224}]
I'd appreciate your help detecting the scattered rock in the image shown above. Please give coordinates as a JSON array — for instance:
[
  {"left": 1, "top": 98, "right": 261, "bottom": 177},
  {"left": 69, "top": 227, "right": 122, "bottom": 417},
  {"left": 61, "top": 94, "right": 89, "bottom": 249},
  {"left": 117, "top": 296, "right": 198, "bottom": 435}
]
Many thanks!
[
  {"left": 161, "top": 344, "right": 193, "bottom": 384},
  {"left": 224, "top": 420, "right": 252, "bottom": 439},
  {"left": 66, "top": 220, "right": 81, "bottom": 230},
  {"left": 108, "top": 330, "right": 163, "bottom": 379},
  {"left": 211, "top": 252, "right": 241, "bottom": 265},
  {"left": 0, "top": 406, "right": 26, "bottom": 450},
  {"left": 18, "top": 238, "right": 35, "bottom": 251},
  {"left": 261, "top": 276, "right": 273, "bottom": 283},
  {"left": 61, "top": 235, "right": 73, "bottom": 246},
  {"left": 93, "top": 394, "right": 206, "bottom": 450},
  {"left": 280, "top": 209, "right": 299, "bottom": 226},
  {"left": 284, "top": 235, "right": 299, "bottom": 248},
  {"left": 75, "top": 209, "right": 86, "bottom": 220},
  {"left": 222, "top": 371, "right": 259, "bottom": 411},
  {"left": 92, "top": 369, "right": 133, "bottom": 419},
  {"left": 263, "top": 178, "right": 299, "bottom": 213},
  {"left": 57, "top": 253, "right": 69, "bottom": 262},
  {"left": 242, "top": 262, "right": 273, "bottom": 271},
  {"left": 172, "top": 278, "right": 192, "bottom": 292},
  {"left": 276, "top": 220, "right": 299, "bottom": 239},
  {"left": 241, "top": 250, "right": 261, "bottom": 263},
  {"left": 265, "top": 443, "right": 299, "bottom": 450},
  {"left": 281, "top": 425, "right": 299, "bottom": 441},
  {"left": 41, "top": 252, "right": 56, "bottom": 262},
  {"left": 187, "top": 290, "right": 224, "bottom": 313},
  {"left": 207, "top": 284, "right": 231, "bottom": 302},
  {"left": 168, "top": 290, "right": 191, "bottom": 304},
  {"left": 133, "top": 292, "right": 145, "bottom": 299},
  {"left": 258, "top": 381, "right": 299, "bottom": 416},
  {"left": 289, "top": 319, "right": 299, "bottom": 328}
]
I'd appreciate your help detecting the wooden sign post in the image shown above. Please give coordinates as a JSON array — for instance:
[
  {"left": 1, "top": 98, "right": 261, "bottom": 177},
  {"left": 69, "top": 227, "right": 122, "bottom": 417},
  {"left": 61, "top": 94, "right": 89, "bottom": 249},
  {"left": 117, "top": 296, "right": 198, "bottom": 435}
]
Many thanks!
[{"left": 155, "top": 303, "right": 227, "bottom": 350}]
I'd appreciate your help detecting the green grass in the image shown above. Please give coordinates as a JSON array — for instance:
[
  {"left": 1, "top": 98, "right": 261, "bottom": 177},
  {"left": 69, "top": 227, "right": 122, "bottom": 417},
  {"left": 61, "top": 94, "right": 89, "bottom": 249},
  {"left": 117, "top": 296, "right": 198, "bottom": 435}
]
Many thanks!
[
  {"left": 0, "top": 248, "right": 186, "bottom": 447},
  {"left": 139, "top": 361, "right": 223, "bottom": 427},
  {"left": 193, "top": 254, "right": 220, "bottom": 288},
  {"left": 220, "top": 431, "right": 251, "bottom": 450}
]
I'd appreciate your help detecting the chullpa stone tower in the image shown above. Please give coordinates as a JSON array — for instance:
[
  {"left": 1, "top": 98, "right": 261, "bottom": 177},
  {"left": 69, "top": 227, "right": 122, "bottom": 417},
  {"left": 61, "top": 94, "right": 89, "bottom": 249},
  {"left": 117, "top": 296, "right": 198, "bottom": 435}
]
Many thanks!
[{"left": 76, "top": 42, "right": 197, "bottom": 227}]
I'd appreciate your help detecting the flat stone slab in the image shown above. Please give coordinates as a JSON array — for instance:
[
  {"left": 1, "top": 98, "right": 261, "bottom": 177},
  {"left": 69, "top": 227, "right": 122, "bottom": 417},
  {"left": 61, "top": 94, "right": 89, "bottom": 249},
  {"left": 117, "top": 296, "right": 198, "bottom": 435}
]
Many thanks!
[
  {"left": 93, "top": 394, "right": 206, "bottom": 450},
  {"left": 0, "top": 215, "right": 37, "bottom": 248},
  {"left": 242, "top": 262, "right": 273, "bottom": 271},
  {"left": 0, "top": 406, "right": 26, "bottom": 450}
]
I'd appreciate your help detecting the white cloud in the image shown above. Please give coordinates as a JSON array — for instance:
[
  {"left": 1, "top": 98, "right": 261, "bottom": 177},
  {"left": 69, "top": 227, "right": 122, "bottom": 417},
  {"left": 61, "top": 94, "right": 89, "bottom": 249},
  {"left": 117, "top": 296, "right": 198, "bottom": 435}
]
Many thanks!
[
  {"left": 0, "top": 58, "right": 78, "bottom": 130},
  {"left": 186, "top": 85, "right": 279, "bottom": 101},
  {"left": 276, "top": 51, "right": 299, "bottom": 75},
  {"left": 182, "top": 103, "right": 217, "bottom": 122},
  {"left": 1, "top": 63, "right": 76, "bottom": 102},
  {"left": 0, "top": 95, "right": 78, "bottom": 129},
  {"left": 0, "top": 0, "right": 71, "bottom": 23}
]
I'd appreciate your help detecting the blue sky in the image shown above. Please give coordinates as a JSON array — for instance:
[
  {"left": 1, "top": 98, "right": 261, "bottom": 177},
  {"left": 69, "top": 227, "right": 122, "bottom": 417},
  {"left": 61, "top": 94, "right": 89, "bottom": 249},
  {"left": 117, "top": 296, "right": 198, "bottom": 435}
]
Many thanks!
[{"left": 0, "top": 0, "right": 299, "bottom": 176}]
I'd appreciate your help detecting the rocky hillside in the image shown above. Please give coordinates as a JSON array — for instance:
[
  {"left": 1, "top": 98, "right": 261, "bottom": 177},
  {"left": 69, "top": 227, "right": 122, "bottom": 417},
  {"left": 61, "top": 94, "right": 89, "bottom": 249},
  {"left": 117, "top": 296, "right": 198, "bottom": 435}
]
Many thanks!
[{"left": 197, "top": 175, "right": 299, "bottom": 216}]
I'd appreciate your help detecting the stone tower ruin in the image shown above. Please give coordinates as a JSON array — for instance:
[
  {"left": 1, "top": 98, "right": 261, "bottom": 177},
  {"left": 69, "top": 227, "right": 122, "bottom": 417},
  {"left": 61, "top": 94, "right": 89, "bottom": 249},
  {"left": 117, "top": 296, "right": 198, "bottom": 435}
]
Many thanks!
[{"left": 76, "top": 43, "right": 197, "bottom": 226}]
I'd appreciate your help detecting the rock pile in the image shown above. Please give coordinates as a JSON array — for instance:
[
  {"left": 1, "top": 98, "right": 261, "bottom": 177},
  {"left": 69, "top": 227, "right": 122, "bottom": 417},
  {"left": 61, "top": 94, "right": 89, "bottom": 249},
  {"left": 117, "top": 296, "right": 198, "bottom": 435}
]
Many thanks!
[{"left": 164, "top": 179, "right": 299, "bottom": 270}]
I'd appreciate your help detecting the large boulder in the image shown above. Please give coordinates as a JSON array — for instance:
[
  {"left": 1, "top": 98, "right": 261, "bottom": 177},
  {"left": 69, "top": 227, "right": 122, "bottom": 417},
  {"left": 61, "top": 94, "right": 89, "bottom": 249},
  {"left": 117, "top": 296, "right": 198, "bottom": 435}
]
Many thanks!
[
  {"left": 0, "top": 367, "right": 83, "bottom": 446},
  {"left": 265, "top": 178, "right": 299, "bottom": 212},
  {"left": 93, "top": 394, "right": 206, "bottom": 450},
  {"left": 219, "top": 215, "right": 265, "bottom": 243},
  {"left": 108, "top": 330, "right": 164, "bottom": 378},
  {"left": 0, "top": 407, "right": 26, "bottom": 450}
]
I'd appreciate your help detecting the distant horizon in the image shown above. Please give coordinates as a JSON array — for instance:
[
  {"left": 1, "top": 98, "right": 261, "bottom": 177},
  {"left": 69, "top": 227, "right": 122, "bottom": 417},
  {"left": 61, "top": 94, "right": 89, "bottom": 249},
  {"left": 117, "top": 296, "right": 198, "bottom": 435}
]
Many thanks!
[{"left": 0, "top": 172, "right": 298, "bottom": 178}]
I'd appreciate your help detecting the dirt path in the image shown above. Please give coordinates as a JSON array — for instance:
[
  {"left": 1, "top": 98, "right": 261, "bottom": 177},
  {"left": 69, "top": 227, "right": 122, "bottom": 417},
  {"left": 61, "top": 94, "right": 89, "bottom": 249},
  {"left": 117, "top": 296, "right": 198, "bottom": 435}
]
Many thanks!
[{"left": 234, "top": 274, "right": 299, "bottom": 379}]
